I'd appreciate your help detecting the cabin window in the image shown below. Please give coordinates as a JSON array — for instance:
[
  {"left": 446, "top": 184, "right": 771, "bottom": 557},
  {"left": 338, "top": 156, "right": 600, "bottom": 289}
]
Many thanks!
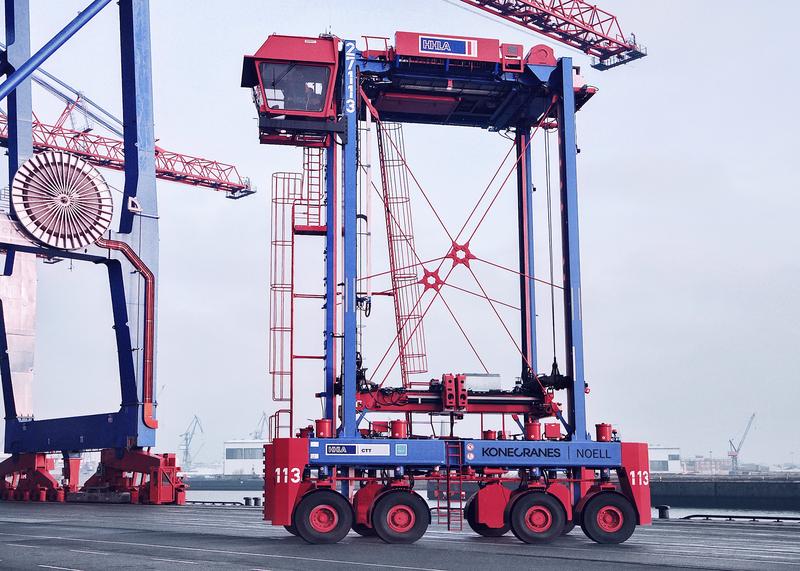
[{"left": 259, "top": 62, "right": 330, "bottom": 112}]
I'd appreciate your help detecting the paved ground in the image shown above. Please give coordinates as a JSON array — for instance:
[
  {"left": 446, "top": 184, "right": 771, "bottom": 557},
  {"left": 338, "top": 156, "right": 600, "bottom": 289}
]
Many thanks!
[{"left": 0, "top": 503, "right": 798, "bottom": 570}]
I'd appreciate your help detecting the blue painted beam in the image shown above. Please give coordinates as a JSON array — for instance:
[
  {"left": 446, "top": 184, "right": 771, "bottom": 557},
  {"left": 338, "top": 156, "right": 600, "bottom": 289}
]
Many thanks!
[
  {"left": 118, "top": 0, "right": 158, "bottom": 443},
  {"left": 324, "top": 141, "right": 337, "bottom": 421},
  {"left": 516, "top": 126, "right": 538, "bottom": 376},
  {"left": 340, "top": 40, "right": 358, "bottom": 438},
  {"left": 4, "top": 0, "right": 32, "bottom": 183},
  {"left": 554, "top": 58, "right": 589, "bottom": 442},
  {"left": 0, "top": 0, "right": 112, "bottom": 102}
]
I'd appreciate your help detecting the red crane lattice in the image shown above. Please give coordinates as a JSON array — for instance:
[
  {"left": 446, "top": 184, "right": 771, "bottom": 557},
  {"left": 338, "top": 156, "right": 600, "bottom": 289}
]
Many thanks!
[
  {"left": 457, "top": 0, "right": 645, "bottom": 69},
  {"left": 0, "top": 113, "right": 252, "bottom": 195}
]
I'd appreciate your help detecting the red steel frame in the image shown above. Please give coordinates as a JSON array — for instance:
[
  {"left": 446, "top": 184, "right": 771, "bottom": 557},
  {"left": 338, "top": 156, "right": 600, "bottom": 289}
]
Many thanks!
[
  {"left": 268, "top": 148, "right": 326, "bottom": 439},
  {"left": 375, "top": 122, "right": 428, "bottom": 387},
  {"left": 458, "top": 0, "right": 641, "bottom": 60}
]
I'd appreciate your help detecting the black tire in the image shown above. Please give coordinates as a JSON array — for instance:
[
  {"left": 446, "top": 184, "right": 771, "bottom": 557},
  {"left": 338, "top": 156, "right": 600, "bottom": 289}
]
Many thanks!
[
  {"left": 465, "top": 497, "right": 509, "bottom": 537},
  {"left": 580, "top": 492, "right": 637, "bottom": 544},
  {"left": 371, "top": 491, "right": 430, "bottom": 544},
  {"left": 509, "top": 492, "right": 565, "bottom": 544},
  {"left": 284, "top": 524, "right": 298, "bottom": 536},
  {"left": 352, "top": 522, "right": 377, "bottom": 537},
  {"left": 561, "top": 520, "right": 576, "bottom": 535},
  {"left": 293, "top": 490, "right": 353, "bottom": 544}
]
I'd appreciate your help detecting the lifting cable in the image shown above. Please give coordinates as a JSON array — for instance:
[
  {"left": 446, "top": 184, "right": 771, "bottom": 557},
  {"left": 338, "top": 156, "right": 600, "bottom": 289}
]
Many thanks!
[
  {"left": 544, "top": 127, "right": 558, "bottom": 363},
  {"left": 366, "top": 99, "right": 557, "bottom": 395}
]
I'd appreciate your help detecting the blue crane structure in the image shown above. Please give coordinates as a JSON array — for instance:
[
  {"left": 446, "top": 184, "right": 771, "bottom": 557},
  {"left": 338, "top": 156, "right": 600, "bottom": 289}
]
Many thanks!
[{"left": 0, "top": 0, "right": 184, "bottom": 505}]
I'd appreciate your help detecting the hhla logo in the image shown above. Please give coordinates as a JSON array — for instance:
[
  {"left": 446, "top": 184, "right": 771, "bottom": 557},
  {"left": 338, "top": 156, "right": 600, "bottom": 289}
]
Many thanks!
[
  {"left": 418, "top": 36, "right": 477, "bottom": 57},
  {"left": 421, "top": 38, "right": 453, "bottom": 52}
]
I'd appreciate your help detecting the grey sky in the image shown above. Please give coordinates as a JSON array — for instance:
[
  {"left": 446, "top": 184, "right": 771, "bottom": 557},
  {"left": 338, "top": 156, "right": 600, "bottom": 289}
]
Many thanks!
[{"left": 1, "top": 1, "right": 798, "bottom": 468}]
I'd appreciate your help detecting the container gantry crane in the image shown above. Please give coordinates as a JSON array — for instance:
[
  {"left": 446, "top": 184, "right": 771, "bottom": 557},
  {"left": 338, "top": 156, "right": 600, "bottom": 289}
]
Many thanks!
[
  {"left": 728, "top": 413, "right": 755, "bottom": 475},
  {"left": 242, "top": 0, "right": 650, "bottom": 548},
  {"left": 0, "top": 0, "right": 245, "bottom": 506}
]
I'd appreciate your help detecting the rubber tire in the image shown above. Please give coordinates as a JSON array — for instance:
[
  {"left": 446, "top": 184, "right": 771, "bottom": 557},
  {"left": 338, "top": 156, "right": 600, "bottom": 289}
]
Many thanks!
[
  {"left": 509, "top": 492, "right": 566, "bottom": 544},
  {"left": 561, "top": 520, "right": 576, "bottom": 535},
  {"left": 293, "top": 490, "right": 353, "bottom": 544},
  {"left": 580, "top": 492, "right": 637, "bottom": 544},
  {"left": 371, "top": 491, "right": 430, "bottom": 544},
  {"left": 352, "top": 522, "right": 377, "bottom": 537},
  {"left": 284, "top": 524, "right": 299, "bottom": 536},
  {"left": 465, "top": 497, "right": 509, "bottom": 537}
]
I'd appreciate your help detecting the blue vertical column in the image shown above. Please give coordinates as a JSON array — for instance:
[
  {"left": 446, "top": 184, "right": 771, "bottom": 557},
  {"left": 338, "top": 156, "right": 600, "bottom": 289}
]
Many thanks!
[
  {"left": 340, "top": 40, "right": 358, "bottom": 438},
  {"left": 515, "top": 126, "right": 537, "bottom": 377},
  {"left": 119, "top": 0, "right": 158, "bottom": 445},
  {"left": 2, "top": 0, "right": 30, "bottom": 446},
  {"left": 555, "top": 58, "right": 588, "bottom": 442},
  {"left": 324, "top": 141, "right": 338, "bottom": 420},
  {"left": 4, "top": 0, "right": 32, "bottom": 184}
]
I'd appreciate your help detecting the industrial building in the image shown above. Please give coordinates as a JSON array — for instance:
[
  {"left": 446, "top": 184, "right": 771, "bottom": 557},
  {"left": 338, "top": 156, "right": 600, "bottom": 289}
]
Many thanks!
[{"left": 223, "top": 439, "right": 267, "bottom": 476}]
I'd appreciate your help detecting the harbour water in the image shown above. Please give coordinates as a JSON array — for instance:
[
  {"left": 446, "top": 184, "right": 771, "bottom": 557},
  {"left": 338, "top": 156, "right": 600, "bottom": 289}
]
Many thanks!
[{"left": 186, "top": 490, "right": 800, "bottom": 520}]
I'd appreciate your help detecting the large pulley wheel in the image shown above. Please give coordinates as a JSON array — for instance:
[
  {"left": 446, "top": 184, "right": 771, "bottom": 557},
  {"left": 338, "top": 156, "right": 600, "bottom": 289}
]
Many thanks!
[
  {"left": 580, "top": 492, "right": 637, "bottom": 544},
  {"left": 464, "top": 496, "right": 509, "bottom": 537},
  {"left": 509, "top": 492, "right": 565, "bottom": 544},
  {"left": 371, "top": 490, "right": 430, "bottom": 544},
  {"left": 292, "top": 490, "right": 353, "bottom": 544},
  {"left": 11, "top": 151, "right": 113, "bottom": 250}
]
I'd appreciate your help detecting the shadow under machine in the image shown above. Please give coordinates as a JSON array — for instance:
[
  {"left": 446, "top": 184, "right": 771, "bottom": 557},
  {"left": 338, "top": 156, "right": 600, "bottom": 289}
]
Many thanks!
[{"left": 242, "top": 28, "right": 651, "bottom": 545}]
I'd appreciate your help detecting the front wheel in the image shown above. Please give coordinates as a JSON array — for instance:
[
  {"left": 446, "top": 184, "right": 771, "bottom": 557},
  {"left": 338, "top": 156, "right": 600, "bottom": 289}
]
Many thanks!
[
  {"left": 580, "top": 492, "right": 637, "bottom": 544},
  {"left": 509, "top": 492, "right": 565, "bottom": 544},
  {"left": 371, "top": 491, "right": 430, "bottom": 544},
  {"left": 293, "top": 490, "right": 353, "bottom": 544}
]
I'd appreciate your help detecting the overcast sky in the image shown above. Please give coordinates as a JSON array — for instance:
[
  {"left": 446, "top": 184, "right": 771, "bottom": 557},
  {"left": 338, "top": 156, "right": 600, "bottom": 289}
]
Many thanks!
[{"left": 1, "top": 1, "right": 798, "bottom": 468}]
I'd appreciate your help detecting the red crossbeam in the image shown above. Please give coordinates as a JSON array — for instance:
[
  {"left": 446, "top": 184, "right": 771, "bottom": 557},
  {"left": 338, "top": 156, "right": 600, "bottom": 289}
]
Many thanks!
[{"left": 0, "top": 113, "right": 250, "bottom": 193}]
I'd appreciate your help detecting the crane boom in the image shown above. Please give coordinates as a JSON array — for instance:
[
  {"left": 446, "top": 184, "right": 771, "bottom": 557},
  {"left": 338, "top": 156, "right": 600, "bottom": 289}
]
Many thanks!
[
  {"left": 455, "top": 0, "right": 646, "bottom": 69},
  {"left": 736, "top": 413, "right": 756, "bottom": 452}
]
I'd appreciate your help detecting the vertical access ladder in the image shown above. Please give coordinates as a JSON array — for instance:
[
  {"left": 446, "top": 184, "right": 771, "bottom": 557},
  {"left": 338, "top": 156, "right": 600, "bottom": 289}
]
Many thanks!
[{"left": 267, "top": 148, "right": 326, "bottom": 440}]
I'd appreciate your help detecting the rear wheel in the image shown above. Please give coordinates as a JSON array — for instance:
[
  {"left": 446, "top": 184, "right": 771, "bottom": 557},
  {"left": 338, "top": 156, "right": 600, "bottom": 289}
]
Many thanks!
[
  {"left": 561, "top": 520, "right": 576, "bottom": 535},
  {"left": 371, "top": 491, "right": 430, "bottom": 544},
  {"left": 465, "top": 497, "right": 509, "bottom": 537},
  {"left": 293, "top": 490, "right": 353, "bottom": 544},
  {"left": 509, "top": 492, "right": 565, "bottom": 544},
  {"left": 580, "top": 492, "right": 636, "bottom": 544},
  {"left": 284, "top": 524, "right": 298, "bottom": 536}
]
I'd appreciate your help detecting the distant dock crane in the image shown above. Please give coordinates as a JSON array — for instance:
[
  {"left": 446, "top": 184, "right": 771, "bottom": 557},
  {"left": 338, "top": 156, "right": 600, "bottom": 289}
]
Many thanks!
[
  {"left": 178, "top": 415, "right": 204, "bottom": 472},
  {"left": 728, "top": 413, "right": 756, "bottom": 475}
]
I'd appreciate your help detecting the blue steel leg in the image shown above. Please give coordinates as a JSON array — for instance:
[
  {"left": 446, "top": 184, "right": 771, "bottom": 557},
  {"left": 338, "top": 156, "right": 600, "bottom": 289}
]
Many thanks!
[
  {"left": 324, "top": 141, "right": 338, "bottom": 421},
  {"left": 4, "top": 0, "right": 32, "bottom": 182},
  {"left": 0, "top": 0, "right": 112, "bottom": 101},
  {"left": 119, "top": 0, "right": 158, "bottom": 444},
  {"left": 516, "top": 126, "right": 537, "bottom": 376},
  {"left": 2, "top": 0, "right": 29, "bottom": 448},
  {"left": 0, "top": 300, "right": 17, "bottom": 423},
  {"left": 555, "top": 58, "right": 588, "bottom": 442},
  {"left": 340, "top": 40, "right": 358, "bottom": 438}
]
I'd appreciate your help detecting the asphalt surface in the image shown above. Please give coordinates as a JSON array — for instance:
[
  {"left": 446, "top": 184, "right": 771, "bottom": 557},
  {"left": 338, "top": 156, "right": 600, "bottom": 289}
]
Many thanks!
[{"left": 0, "top": 503, "right": 798, "bottom": 570}]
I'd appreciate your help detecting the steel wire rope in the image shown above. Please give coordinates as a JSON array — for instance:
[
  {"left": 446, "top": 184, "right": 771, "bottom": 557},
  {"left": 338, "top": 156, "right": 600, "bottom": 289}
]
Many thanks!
[
  {"left": 544, "top": 127, "right": 558, "bottom": 362},
  {"left": 360, "top": 162, "right": 489, "bottom": 380}
]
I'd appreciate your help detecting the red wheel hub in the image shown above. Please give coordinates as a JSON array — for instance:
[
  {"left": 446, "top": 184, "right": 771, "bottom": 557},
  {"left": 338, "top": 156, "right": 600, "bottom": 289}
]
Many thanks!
[
  {"left": 524, "top": 506, "right": 553, "bottom": 533},
  {"left": 309, "top": 504, "right": 339, "bottom": 533},
  {"left": 386, "top": 504, "right": 416, "bottom": 533},
  {"left": 596, "top": 505, "right": 624, "bottom": 533}
]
